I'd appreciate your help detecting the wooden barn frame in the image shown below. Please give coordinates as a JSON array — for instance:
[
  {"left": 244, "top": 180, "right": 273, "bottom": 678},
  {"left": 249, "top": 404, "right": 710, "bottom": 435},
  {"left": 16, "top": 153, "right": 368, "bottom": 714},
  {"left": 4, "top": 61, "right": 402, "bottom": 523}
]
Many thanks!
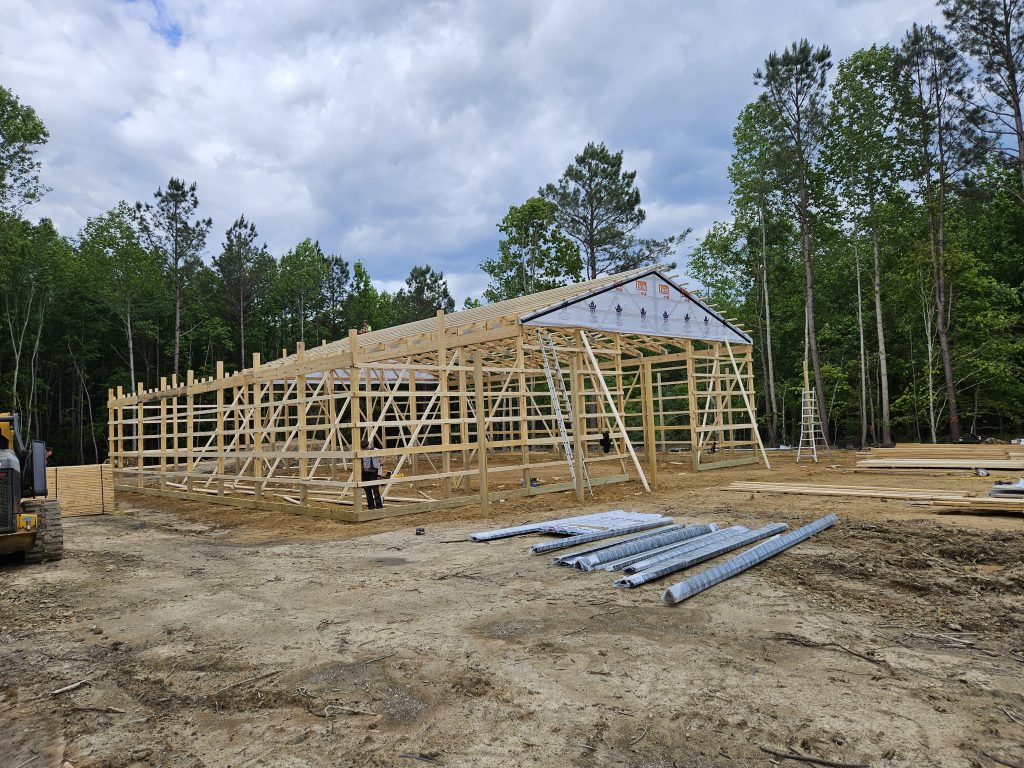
[{"left": 107, "top": 267, "right": 769, "bottom": 522}]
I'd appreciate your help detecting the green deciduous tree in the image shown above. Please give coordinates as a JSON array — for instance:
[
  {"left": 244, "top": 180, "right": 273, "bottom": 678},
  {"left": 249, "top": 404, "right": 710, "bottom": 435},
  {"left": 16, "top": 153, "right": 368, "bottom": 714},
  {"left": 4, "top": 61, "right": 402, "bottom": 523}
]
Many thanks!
[
  {"left": 0, "top": 216, "right": 70, "bottom": 434},
  {"left": 824, "top": 45, "right": 914, "bottom": 444},
  {"left": 0, "top": 85, "right": 49, "bottom": 213},
  {"left": 482, "top": 196, "right": 582, "bottom": 302},
  {"left": 277, "top": 238, "right": 329, "bottom": 347},
  {"left": 78, "top": 202, "right": 165, "bottom": 388}
]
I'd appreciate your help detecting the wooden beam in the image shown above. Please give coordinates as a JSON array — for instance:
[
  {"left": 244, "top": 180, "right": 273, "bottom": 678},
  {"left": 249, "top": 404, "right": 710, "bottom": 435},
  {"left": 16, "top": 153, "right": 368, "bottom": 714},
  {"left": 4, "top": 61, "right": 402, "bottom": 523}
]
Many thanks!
[{"left": 641, "top": 361, "right": 658, "bottom": 487}]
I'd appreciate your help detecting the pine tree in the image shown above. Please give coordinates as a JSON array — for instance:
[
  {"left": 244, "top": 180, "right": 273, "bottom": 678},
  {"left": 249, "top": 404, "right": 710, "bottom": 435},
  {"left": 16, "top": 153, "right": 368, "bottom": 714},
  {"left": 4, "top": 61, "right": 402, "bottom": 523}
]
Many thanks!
[{"left": 755, "top": 39, "right": 834, "bottom": 431}]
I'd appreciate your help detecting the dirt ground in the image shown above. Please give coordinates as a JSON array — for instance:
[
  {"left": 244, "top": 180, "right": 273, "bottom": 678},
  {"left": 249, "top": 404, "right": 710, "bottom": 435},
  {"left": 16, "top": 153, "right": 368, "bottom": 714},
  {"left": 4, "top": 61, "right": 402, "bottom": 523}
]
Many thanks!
[{"left": 2, "top": 451, "right": 1023, "bottom": 768}]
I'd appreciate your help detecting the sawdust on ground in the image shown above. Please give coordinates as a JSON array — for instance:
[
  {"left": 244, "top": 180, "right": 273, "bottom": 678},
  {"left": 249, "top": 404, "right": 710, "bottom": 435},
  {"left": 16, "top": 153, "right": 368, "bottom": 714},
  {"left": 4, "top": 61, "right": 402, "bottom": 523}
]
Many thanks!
[{"left": 1, "top": 451, "right": 1022, "bottom": 768}]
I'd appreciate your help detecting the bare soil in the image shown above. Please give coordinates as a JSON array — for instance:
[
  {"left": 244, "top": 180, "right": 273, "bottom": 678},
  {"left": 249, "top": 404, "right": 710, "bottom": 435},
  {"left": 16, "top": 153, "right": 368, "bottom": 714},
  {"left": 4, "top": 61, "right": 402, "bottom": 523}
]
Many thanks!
[{"left": 2, "top": 452, "right": 1022, "bottom": 768}]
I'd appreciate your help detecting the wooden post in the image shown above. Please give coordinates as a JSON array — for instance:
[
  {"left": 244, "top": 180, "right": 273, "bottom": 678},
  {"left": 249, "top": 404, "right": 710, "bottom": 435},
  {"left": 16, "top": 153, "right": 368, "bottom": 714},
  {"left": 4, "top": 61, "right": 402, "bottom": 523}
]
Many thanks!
[
  {"left": 157, "top": 377, "right": 167, "bottom": 487},
  {"left": 474, "top": 355, "right": 489, "bottom": 512},
  {"left": 569, "top": 347, "right": 585, "bottom": 502},
  {"left": 516, "top": 334, "right": 530, "bottom": 490},
  {"left": 185, "top": 370, "right": 195, "bottom": 473},
  {"left": 437, "top": 311, "right": 451, "bottom": 499},
  {"left": 349, "top": 329, "right": 363, "bottom": 518},
  {"left": 215, "top": 362, "right": 225, "bottom": 476},
  {"left": 252, "top": 353, "right": 263, "bottom": 479},
  {"left": 408, "top": 366, "right": 419, "bottom": 481},
  {"left": 170, "top": 374, "right": 179, "bottom": 472},
  {"left": 109, "top": 388, "right": 119, "bottom": 469},
  {"left": 296, "top": 342, "right": 308, "bottom": 483},
  {"left": 656, "top": 372, "right": 666, "bottom": 452},
  {"left": 326, "top": 367, "right": 338, "bottom": 481},
  {"left": 458, "top": 347, "right": 470, "bottom": 490},
  {"left": 136, "top": 382, "right": 144, "bottom": 476},
  {"left": 685, "top": 341, "right": 699, "bottom": 470},
  {"left": 158, "top": 377, "right": 167, "bottom": 475},
  {"left": 641, "top": 361, "right": 658, "bottom": 487}
]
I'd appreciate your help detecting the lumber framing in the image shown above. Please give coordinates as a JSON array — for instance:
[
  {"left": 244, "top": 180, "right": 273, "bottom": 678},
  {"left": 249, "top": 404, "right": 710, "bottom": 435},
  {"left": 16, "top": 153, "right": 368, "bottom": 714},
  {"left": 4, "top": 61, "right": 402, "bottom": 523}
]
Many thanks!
[{"left": 108, "top": 266, "right": 766, "bottom": 522}]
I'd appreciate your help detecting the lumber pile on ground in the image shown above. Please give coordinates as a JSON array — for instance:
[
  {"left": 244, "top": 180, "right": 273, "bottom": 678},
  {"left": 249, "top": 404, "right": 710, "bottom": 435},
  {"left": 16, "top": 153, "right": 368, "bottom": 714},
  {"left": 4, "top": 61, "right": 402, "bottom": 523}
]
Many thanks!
[
  {"left": 727, "top": 481, "right": 1024, "bottom": 516},
  {"left": 47, "top": 463, "right": 115, "bottom": 516},
  {"left": 856, "top": 444, "right": 1024, "bottom": 471}
]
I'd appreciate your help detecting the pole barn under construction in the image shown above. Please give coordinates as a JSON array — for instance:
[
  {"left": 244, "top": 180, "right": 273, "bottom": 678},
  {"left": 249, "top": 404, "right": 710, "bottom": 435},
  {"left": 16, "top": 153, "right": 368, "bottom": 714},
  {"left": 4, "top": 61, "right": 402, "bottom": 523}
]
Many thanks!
[{"left": 107, "top": 266, "right": 769, "bottom": 522}]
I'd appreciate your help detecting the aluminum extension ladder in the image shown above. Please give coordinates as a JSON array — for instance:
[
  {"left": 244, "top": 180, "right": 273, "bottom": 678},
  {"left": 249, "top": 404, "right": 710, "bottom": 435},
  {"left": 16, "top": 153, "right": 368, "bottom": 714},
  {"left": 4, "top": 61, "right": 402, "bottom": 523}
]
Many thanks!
[
  {"left": 796, "top": 387, "right": 831, "bottom": 462},
  {"left": 537, "top": 330, "right": 593, "bottom": 497}
]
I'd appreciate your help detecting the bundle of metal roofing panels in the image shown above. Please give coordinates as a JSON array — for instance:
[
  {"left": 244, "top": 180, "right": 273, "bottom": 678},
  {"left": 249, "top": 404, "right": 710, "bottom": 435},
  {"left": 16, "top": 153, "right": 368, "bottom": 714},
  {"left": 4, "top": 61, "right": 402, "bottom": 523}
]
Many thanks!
[
  {"left": 662, "top": 515, "right": 838, "bottom": 604},
  {"left": 530, "top": 518, "right": 675, "bottom": 554},
  {"left": 552, "top": 524, "right": 690, "bottom": 566},
  {"left": 469, "top": 511, "right": 671, "bottom": 541},
  {"left": 473, "top": 510, "right": 837, "bottom": 604},
  {"left": 614, "top": 523, "right": 789, "bottom": 588},
  {"left": 571, "top": 524, "right": 722, "bottom": 571}
]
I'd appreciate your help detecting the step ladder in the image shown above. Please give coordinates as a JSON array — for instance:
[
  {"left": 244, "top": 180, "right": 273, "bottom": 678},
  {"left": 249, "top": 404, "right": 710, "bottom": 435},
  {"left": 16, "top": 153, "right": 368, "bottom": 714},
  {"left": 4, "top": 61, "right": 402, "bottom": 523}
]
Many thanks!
[
  {"left": 537, "top": 330, "right": 593, "bottom": 497},
  {"left": 796, "top": 387, "right": 831, "bottom": 463}
]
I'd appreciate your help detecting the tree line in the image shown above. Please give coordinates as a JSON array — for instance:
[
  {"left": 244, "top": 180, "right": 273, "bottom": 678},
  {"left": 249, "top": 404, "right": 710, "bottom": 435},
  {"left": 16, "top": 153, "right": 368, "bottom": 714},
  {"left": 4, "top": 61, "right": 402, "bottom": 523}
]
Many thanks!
[
  {"left": 690, "top": 1, "right": 1024, "bottom": 446},
  {"left": 0, "top": 94, "right": 454, "bottom": 463}
]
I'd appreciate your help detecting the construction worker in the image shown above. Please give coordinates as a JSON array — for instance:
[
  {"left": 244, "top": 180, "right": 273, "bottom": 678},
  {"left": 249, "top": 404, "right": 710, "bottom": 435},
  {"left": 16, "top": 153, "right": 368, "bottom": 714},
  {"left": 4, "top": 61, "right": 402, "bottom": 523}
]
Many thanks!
[{"left": 360, "top": 439, "right": 383, "bottom": 510}]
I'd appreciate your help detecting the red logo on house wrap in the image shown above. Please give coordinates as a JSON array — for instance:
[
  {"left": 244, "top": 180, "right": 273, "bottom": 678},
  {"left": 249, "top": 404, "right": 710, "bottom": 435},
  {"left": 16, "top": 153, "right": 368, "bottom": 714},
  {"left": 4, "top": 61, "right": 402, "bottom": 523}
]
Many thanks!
[
  {"left": 658, "top": 284, "right": 669, "bottom": 297},
  {"left": 616, "top": 285, "right": 624, "bottom": 291},
  {"left": 636, "top": 280, "right": 648, "bottom": 295}
]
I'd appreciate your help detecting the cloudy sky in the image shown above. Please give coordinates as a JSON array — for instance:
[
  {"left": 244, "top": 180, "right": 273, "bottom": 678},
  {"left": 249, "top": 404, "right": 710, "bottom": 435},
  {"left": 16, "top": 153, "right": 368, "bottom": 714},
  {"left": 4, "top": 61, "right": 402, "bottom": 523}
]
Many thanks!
[{"left": 3, "top": 0, "right": 940, "bottom": 302}]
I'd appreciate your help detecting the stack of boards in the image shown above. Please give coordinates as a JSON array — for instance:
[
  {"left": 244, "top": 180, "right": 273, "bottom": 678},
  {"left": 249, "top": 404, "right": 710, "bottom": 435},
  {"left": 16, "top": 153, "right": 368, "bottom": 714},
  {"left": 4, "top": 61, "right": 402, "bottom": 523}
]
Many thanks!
[{"left": 857, "top": 444, "right": 1024, "bottom": 471}]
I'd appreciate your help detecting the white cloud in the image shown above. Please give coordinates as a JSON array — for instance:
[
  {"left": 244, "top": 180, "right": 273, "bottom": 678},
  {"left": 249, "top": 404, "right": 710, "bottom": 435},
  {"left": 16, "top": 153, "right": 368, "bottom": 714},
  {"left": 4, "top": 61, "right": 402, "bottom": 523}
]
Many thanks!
[{"left": 2, "top": 0, "right": 940, "bottom": 304}]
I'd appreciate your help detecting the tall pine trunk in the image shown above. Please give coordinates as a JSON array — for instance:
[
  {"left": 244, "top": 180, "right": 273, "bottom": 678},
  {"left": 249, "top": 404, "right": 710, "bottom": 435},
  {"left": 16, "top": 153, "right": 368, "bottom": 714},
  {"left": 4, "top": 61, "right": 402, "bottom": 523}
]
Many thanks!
[
  {"left": 854, "top": 234, "right": 868, "bottom": 447},
  {"left": 934, "top": 130, "right": 960, "bottom": 440},
  {"left": 759, "top": 205, "right": 779, "bottom": 445},
  {"left": 869, "top": 217, "right": 892, "bottom": 445},
  {"left": 799, "top": 173, "right": 829, "bottom": 432}
]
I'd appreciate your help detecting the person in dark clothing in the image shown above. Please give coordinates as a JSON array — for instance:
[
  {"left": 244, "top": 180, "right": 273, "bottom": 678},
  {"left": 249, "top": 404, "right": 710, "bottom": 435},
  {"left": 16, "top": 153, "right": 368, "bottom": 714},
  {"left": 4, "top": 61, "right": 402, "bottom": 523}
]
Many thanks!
[
  {"left": 360, "top": 439, "right": 383, "bottom": 509},
  {"left": 600, "top": 430, "right": 613, "bottom": 454}
]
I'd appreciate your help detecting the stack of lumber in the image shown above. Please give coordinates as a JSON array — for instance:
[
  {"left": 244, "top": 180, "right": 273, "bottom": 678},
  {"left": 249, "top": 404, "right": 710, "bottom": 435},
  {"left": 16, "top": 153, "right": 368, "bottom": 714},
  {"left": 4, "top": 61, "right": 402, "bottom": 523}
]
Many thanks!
[
  {"left": 856, "top": 444, "right": 1024, "bottom": 470},
  {"left": 46, "top": 464, "right": 115, "bottom": 517},
  {"left": 727, "top": 481, "right": 1024, "bottom": 516}
]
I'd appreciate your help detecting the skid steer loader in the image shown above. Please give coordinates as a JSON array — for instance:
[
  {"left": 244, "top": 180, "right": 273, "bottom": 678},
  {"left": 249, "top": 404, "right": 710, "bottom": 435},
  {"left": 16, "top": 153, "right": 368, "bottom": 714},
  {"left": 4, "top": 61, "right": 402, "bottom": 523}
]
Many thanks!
[{"left": 0, "top": 413, "right": 63, "bottom": 564}]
